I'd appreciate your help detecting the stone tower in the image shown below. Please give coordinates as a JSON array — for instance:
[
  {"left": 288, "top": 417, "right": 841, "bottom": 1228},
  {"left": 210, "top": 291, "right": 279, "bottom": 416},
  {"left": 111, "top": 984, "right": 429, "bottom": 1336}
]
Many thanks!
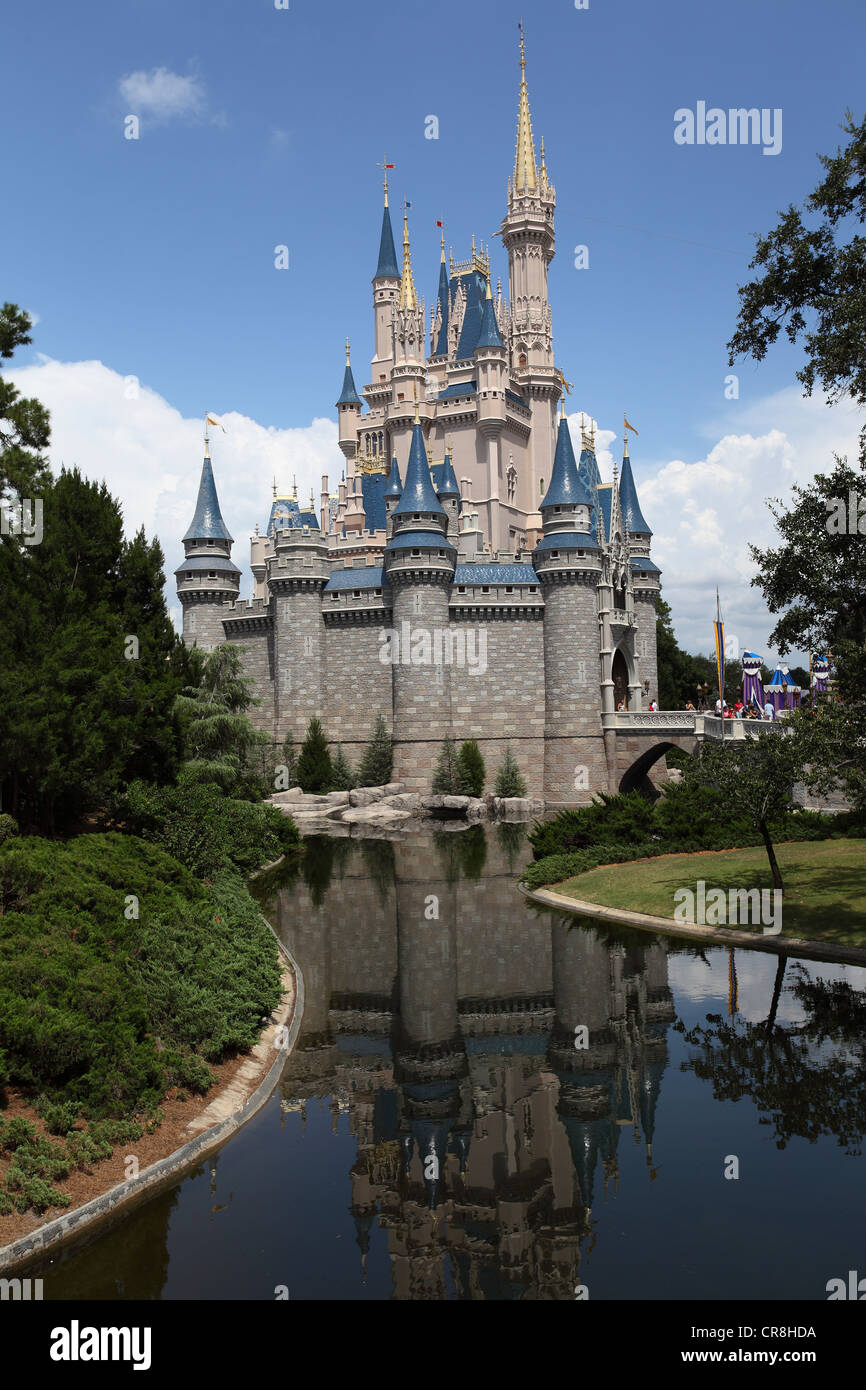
[
  {"left": 534, "top": 407, "right": 605, "bottom": 805},
  {"left": 384, "top": 408, "right": 457, "bottom": 790},
  {"left": 176, "top": 438, "right": 240, "bottom": 651}
]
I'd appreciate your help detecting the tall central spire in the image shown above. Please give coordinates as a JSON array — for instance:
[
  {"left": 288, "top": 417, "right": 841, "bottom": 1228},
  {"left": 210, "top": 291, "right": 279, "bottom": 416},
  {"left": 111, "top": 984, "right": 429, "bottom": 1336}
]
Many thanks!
[
  {"left": 513, "top": 24, "right": 538, "bottom": 192},
  {"left": 399, "top": 203, "right": 417, "bottom": 310}
]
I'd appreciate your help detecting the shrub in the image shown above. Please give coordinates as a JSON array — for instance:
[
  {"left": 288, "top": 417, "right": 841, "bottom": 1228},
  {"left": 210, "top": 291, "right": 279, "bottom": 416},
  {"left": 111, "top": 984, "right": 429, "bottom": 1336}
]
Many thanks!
[
  {"left": 296, "top": 718, "right": 333, "bottom": 794},
  {"left": 117, "top": 780, "right": 301, "bottom": 877},
  {"left": 457, "top": 741, "right": 486, "bottom": 797},
  {"left": 36, "top": 1096, "right": 82, "bottom": 1136},
  {"left": 432, "top": 737, "right": 460, "bottom": 794},
  {"left": 0, "top": 814, "right": 19, "bottom": 844},
  {"left": 356, "top": 715, "right": 393, "bottom": 788},
  {"left": 494, "top": 747, "right": 527, "bottom": 798},
  {"left": 329, "top": 745, "right": 354, "bottom": 792}
]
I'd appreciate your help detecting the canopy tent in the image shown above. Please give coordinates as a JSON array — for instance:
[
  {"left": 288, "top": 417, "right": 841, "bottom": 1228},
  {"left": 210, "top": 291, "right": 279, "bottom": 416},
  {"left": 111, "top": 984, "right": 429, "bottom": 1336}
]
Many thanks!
[
  {"left": 767, "top": 664, "right": 801, "bottom": 712},
  {"left": 742, "top": 651, "right": 764, "bottom": 710},
  {"left": 812, "top": 654, "right": 830, "bottom": 700}
]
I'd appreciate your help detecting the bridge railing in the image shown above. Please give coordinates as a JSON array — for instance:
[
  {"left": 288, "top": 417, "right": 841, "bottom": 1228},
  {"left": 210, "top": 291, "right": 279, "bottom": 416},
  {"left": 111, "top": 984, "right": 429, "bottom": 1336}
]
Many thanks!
[{"left": 604, "top": 711, "right": 788, "bottom": 739}]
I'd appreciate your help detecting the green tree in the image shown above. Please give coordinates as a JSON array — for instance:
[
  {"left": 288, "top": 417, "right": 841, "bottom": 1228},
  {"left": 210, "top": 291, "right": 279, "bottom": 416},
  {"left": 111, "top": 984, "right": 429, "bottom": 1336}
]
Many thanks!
[
  {"left": 494, "top": 746, "right": 527, "bottom": 798},
  {"left": 456, "top": 740, "right": 485, "bottom": 796},
  {"left": 175, "top": 644, "right": 267, "bottom": 798},
  {"left": 0, "top": 303, "right": 50, "bottom": 499},
  {"left": 686, "top": 733, "right": 803, "bottom": 890},
  {"left": 788, "top": 702, "right": 866, "bottom": 814},
  {"left": 296, "top": 717, "right": 333, "bottom": 793},
  {"left": 329, "top": 744, "right": 354, "bottom": 792},
  {"left": 432, "top": 737, "right": 460, "bottom": 794},
  {"left": 356, "top": 714, "right": 393, "bottom": 787},
  {"left": 747, "top": 458, "right": 866, "bottom": 700}
]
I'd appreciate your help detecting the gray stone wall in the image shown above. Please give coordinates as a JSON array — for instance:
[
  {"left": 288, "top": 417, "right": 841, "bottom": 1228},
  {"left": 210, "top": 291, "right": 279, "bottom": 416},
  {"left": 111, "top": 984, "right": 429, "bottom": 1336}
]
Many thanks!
[
  {"left": 323, "top": 618, "right": 394, "bottom": 755},
  {"left": 182, "top": 597, "right": 232, "bottom": 653},
  {"left": 272, "top": 584, "right": 325, "bottom": 741},
  {"left": 541, "top": 574, "right": 608, "bottom": 805},
  {"left": 634, "top": 589, "right": 660, "bottom": 707},
  {"left": 390, "top": 578, "right": 453, "bottom": 792}
]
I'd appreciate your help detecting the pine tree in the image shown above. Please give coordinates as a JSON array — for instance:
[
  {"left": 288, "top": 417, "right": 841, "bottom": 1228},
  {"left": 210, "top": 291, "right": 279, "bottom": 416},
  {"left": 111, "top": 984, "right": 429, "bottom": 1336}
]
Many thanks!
[
  {"left": 175, "top": 644, "right": 268, "bottom": 798},
  {"left": 356, "top": 714, "right": 393, "bottom": 787},
  {"left": 329, "top": 744, "right": 354, "bottom": 792},
  {"left": 494, "top": 746, "right": 527, "bottom": 798},
  {"left": 432, "top": 737, "right": 460, "bottom": 794},
  {"left": 296, "top": 717, "right": 333, "bottom": 793},
  {"left": 457, "top": 740, "right": 486, "bottom": 796}
]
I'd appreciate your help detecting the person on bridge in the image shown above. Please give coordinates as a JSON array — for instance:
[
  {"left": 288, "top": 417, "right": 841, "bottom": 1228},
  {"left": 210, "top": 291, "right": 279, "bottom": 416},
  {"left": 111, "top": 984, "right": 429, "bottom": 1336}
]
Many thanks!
[{"left": 763, "top": 699, "right": 775, "bottom": 720}]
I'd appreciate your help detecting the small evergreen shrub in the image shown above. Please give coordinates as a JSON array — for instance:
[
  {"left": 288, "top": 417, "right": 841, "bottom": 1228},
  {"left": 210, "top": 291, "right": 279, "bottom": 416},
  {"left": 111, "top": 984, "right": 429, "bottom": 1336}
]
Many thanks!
[
  {"left": 329, "top": 745, "right": 354, "bottom": 792},
  {"left": 432, "top": 737, "right": 460, "bottom": 794},
  {"left": 296, "top": 718, "right": 333, "bottom": 794},
  {"left": 0, "top": 814, "right": 19, "bottom": 844},
  {"left": 356, "top": 715, "right": 394, "bottom": 787},
  {"left": 494, "top": 747, "right": 527, "bottom": 798},
  {"left": 457, "top": 741, "right": 486, "bottom": 797}
]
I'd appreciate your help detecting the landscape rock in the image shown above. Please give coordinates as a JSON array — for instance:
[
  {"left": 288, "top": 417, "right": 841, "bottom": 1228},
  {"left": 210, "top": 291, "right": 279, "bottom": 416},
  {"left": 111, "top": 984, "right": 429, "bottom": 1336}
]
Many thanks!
[
  {"left": 349, "top": 786, "right": 387, "bottom": 807},
  {"left": 377, "top": 792, "right": 422, "bottom": 812}
]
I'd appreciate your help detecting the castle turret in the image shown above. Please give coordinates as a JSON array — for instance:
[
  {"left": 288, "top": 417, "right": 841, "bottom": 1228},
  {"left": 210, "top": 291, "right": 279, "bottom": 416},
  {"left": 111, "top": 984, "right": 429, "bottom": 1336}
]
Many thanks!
[
  {"left": 371, "top": 171, "right": 401, "bottom": 384},
  {"left": 475, "top": 277, "right": 507, "bottom": 544},
  {"left": 176, "top": 437, "right": 239, "bottom": 651},
  {"left": 435, "top": 444, "right": 461, "bottom": 542},
  {"left": 534, "top": 408, "right": 604, "bottom": 805},
  {"left": 618, "top": 431, "right": 661, "bottom": 707},
  {"left": 431, "top": 231, "right": 450, "bottom": 359},
  {"left": 267, "top": 491, "right": 329, "bottom": 742},
  {"left": 337, "top": 339, "right": 362, "bottom": 464},
  {"left": 501, "top": 28, "right": 559, "bottom": 514},
  {"left": 385, "top": 409, "right": 456, "bottom": 790},
  {"left": 384, "top": 453, "right": 402, "bottom": 538}
]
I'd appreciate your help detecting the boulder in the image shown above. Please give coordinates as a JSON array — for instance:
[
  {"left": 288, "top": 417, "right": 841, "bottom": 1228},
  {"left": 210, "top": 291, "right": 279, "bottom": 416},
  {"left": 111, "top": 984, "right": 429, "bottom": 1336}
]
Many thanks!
[
  {"left": 270, "top": 788, "right": 304, "bottom": 804},
  {"left": 465, "top": 798, "right": 487, "bottom": 821},
  {"left": 378, "top": 792, "right": 422, "bottom": 812},
  {"left": 383, "top": 783, "right": 402, "bottom": 796},
  {"left": 324, "top": 790, "right": 351, "bottom": 806},
  {"left": 441, "top": 795, "right": 470, "bottom": 810},
  {"left": 349, "top": 786, "right": 386, "bottom": 807},
  {"left": 341, "top": 806, "right": 415, "bottom": 825}
]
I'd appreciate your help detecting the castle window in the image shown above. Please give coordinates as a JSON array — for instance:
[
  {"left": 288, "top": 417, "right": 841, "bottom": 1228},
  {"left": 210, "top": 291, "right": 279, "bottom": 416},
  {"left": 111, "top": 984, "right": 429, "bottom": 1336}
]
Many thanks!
[
  {"left": 505, "top": 586, "right": 514, "bottom": 593},
  {"left": 330, "top": 593, "right": 340, "bottom": 601},
  {"left": 353, "top": 590, "right": 361, "bottom": 598},
  {"left": 208, "top": 571, "right": 216, "bottom": 578},
  {"left": 519, "top": 353, "right": 527, "bottom": 367},
  {"left": 374, "top": 589, "right": 381, "bottom": 596},
  {"left": 207, "top": 539, "right": 215, "bottom": 545},
  {"left": 551, "top": 551, "right": 559, "bottom": 558},
  {"left": 411, "top": 549, "right": 421, "bottom": 556},
  {"left": 439, "top": 550, "right": 445, "bottom": 557},
  {"left": 458, "top": 586, "right": 466, "bottom": 593},
  {"left": 482, "top": 586, "right": 490, "bottom": 594}
]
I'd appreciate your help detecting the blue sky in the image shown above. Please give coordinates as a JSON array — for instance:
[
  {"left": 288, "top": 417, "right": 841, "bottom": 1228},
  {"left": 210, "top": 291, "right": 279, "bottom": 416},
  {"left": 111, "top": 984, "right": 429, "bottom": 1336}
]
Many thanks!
[{"left": 3, "top": 0, "right": 864, "bottom": 659}]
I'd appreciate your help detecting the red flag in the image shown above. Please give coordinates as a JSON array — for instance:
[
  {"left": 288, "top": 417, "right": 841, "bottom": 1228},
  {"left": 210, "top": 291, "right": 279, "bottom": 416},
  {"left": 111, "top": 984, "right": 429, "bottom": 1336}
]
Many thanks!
[{"left": 436, "top": 220, "right": 443, "bottom": 227}]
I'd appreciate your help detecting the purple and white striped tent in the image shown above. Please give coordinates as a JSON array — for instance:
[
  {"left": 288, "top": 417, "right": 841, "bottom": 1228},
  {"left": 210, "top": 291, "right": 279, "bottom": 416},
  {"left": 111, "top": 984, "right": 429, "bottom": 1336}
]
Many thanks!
[
  {"left": 742, "top": 651, "right": 764, "bottom": 709},
  {"left": 812, "top": 654, "right": 830, "bottom": 699},
  {"left": 766, "top": 665, "right": 790, "bottom": 713}
]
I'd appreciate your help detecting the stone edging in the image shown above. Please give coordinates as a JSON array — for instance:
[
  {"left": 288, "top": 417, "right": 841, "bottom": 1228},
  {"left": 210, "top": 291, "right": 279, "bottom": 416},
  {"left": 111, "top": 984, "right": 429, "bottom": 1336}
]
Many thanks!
[
  {"left": 519, "top": 883, "right": 866, "bottom": 967},
  {"left": 0, "top": 913, "right": 303, "bottom": 1274}
]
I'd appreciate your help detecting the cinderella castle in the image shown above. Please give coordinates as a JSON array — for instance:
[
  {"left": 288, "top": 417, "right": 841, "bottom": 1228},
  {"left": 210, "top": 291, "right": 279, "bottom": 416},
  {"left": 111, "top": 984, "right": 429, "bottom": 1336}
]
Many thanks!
[{"left": 176, "top": 32, "right": 661, "bottom": 805}]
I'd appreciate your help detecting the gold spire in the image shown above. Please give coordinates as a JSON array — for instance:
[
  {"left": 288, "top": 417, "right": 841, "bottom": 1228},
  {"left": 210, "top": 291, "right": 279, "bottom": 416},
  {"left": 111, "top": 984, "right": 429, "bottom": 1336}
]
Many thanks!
[
  {"left": 623, "top": 413, "right": 630, "bottom": 458},
  {"left": 413, "top": 378, "right": 420, "bottom": 423},
  {"left": 540, "top": 136, "right": 548, "bottom": 186},
  {"left": 440, "top": 223, "right": 446, "bottom": 262},
  {"left": 345, "top": 338, "right": 351, "bottom": 366},
  {"left": 292, "top": 474, "right": 298, "bottom": 500},
  {"left": 272, "top": 475, "right": 277, "bottom": 499},
  {"left": 514, "top": 22, "right": 538, "bottom": 192},
  {"left": 399, "top": 201, "right": 417, "bottom": 310},
  {"left": 378, "top": 155, "right": 391, "bottom": 207}
]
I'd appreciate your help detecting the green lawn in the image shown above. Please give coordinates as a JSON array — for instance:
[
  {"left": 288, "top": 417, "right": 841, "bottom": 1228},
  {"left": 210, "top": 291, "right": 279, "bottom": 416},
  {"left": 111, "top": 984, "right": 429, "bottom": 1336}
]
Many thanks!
[{"left": 553, "top": 839, "right": 866, "bottom": 946}]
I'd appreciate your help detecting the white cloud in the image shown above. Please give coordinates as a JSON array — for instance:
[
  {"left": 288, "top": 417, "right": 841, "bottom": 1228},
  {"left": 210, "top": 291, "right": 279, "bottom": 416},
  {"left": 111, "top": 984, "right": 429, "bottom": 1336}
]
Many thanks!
[
  {"left": 8, "top": 357, "right": 341, "bottom": 632},
  {"left": 567, "top": 389, "right": 861, "bottom": 665},
  {"left": 117, "top": 67, "right": 210, "bottom": 125}
]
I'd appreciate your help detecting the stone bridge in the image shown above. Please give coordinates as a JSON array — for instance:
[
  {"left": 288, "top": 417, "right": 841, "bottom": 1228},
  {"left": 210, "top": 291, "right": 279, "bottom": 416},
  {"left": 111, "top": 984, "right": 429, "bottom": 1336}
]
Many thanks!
[{"left": 605, "top": 710, "right": 783, "bottom": 796}]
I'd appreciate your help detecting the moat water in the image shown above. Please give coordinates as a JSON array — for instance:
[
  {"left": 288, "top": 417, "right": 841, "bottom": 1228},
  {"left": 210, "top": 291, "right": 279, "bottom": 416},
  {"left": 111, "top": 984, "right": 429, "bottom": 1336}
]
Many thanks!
[{"left": 36, "top": 825, "right": 866, "bottom": 1300}]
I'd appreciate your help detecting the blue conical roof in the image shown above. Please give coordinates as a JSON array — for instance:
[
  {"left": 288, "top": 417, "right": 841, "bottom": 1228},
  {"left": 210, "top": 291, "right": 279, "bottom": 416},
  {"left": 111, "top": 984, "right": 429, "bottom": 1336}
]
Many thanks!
[
  {"left": 434, "top": 258, "right": 450, "bottom": 356},
  {"left": 619, "top": 452, "right": 652, "bottom": 535},
  {"left": 183, "top": 455, "right": 234, "bottom": 543},
  {"left": 455, "top": 269, "right": 486, "bottom": 359},
  {"left": 475, "top": 288, "right": 503, "bottom": 349},
  {"left": 436, "top": 449, "right": 460, "bottom": 498},
  {"left": 374, "top": 202, "right": 400, "bottom": 280},
  {"left": 541, "top": 417, "right": 593, "bottom": 510},
  {"left": 393, "top": 422, "right": 447, "bottom": 517},
  {"left": 337, "top": 360, "right": 361, "bottom": 406},
  {"left": 578, "top": 445, "right": 602, "bottom": 494},
  {"left": 384, "top": 454, "right": 402, "bottom": 497}
]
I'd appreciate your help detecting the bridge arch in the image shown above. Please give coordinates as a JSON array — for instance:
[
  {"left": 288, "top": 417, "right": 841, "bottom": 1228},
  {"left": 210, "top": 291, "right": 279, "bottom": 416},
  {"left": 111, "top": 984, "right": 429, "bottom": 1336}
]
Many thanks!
[{"left": 618, "top": 736, "right": 698, "bottom": 799}]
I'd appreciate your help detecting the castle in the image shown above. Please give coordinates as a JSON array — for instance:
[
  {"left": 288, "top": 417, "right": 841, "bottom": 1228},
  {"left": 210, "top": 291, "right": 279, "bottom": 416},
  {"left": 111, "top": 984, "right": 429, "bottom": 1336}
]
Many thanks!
[{"left": 176, "top": 33, "right": 661, "bottom": 805}]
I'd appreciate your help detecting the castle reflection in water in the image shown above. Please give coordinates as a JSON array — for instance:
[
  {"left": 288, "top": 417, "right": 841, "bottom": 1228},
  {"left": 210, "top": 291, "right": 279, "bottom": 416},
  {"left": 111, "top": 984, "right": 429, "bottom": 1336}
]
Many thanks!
[{"left": 262, "top": 827, "right": 676, "bottom": 1300}]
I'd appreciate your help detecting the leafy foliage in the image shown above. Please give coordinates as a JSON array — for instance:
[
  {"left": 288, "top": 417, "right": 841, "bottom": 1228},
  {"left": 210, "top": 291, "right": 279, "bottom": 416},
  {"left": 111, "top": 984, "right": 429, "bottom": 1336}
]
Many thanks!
[
  {"left": 116, "top": 779, "right": 301, "bottom": 878},
  {"left": 0, "top": 833, "right": 282, "bottom": 1118},
  {"left": 175, "top": 644, "right": 269, "bottom": 798}
]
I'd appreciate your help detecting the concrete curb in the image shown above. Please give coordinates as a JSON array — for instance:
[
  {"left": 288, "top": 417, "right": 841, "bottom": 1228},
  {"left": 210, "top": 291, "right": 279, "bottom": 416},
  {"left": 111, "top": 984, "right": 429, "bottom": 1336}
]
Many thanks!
[
  {"left": 519, "top": 883, "right": 866, "bottom": 967},
  {"left": 0, "top": 910, "right": 304, "bottom": 1275}
]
